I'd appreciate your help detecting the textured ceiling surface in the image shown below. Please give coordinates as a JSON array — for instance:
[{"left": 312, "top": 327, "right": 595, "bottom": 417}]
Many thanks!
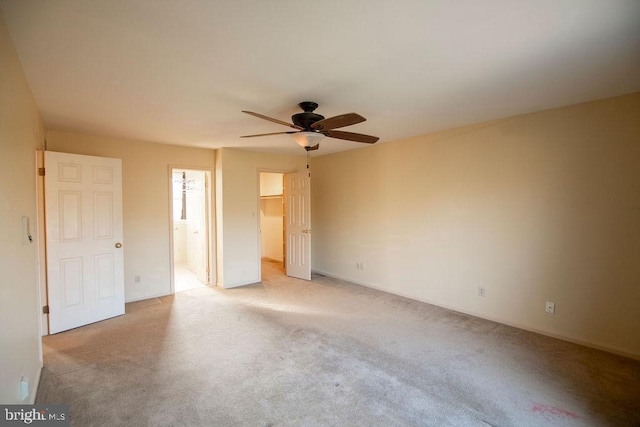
[{"left": 1, "top": 0, "right": 639, "bottom": 156}]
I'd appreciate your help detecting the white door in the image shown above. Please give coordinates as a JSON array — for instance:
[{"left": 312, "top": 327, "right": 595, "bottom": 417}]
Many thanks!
[
  {"left": 284, "top": 171, "right": 311, "bottom": 280},
  {"left": 45, "top": 151, "right": 125, "bottom": 334},
  {"left": 185, "top": 170, "right": 208, "bottom": 284}
]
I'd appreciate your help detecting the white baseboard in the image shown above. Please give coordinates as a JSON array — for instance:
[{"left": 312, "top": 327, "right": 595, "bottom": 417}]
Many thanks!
[
  {"left": 219, "top": 279, "right": 261, "bottom": 289},
  {"left": 31, "top": 365, "right": 42, "bottom": 404},
  {"left": 125, "top": 292, "right": 170, "bottom": 303}
]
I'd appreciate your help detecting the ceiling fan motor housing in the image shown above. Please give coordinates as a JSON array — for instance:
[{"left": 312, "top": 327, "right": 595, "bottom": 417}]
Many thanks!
[{"left": 292, "top": 101, "right": 324, "bottom": 130}]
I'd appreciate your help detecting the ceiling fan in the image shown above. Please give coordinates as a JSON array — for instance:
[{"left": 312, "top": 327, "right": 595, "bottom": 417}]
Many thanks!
[{"left": 241, "top": 102, "right": 379, "bottom": 151}]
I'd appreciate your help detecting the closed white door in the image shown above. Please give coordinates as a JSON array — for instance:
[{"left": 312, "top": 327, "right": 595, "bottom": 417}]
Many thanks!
[
  {"left": 284, "top": 171, "right": 311, "bottom": 280},
  {"left": 45, "top": 151, "right": 124, "bottom": 334}
]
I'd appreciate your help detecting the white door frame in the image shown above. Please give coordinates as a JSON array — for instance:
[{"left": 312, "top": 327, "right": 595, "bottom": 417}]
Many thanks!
[
  {"left": 168, "top": 165, "right": 215, "bottom": 292},
  {"left": 36, "top": 150, "right": 48, "bottom": 336}
]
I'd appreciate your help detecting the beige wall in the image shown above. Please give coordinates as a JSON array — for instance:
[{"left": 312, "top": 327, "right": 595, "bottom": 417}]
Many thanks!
[
  {"left": 311, "top": 93, "right": 640, "bottom": 358},
  {"left": 46, "top": 131, "right": 215, "bottom": 301},
  {"left": 0, "top": 11, "right": 44, "bottom": 403},
  {"left": 260, "top": 172, "right": 283, "bottom": 197},
  {"left": 216, "top": 148, "right": 305, "bottom": 287}
]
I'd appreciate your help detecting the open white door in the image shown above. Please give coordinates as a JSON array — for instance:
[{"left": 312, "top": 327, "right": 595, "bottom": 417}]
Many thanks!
[
  {"left": 284, "top": 171, "right": 311, "bottom": 280},
  {"left": 45, "top": 151, "right": 125, "bottom": 334},
  {"left": 185, "top": 170, "right": 209, "bottom": 284}
]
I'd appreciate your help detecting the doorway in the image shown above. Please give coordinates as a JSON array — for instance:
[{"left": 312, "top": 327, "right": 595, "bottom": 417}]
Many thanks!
[
  {"left": 258, "top": 170, "right": 312, "bottom": 281},
  {"left": 171, "top": 168, "right": 210, "bottom": 292},
  {"left": 259, "top": 172, "right": 284, "bottom": 278}
]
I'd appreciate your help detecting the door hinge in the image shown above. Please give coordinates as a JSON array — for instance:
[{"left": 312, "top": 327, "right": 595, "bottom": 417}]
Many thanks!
[
  {"left": 38, "top": 167, "right": 45, "bottom": 176},
  {"left": 42, "top": 305, "right": 49, "bottom": 314}
]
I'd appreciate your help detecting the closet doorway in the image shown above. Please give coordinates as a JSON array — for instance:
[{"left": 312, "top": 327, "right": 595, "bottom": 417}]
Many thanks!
[
  {"left": 171, "top": 168, "right": 211, "bottom": 292},
  {"left": 259, "top": 172, "right": 284, "bottom": 278}
]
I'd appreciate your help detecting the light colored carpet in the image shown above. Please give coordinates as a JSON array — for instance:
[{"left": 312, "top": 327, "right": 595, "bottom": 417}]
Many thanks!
[{"left": 36, "top": 260, "right": 640, "bottom": 426}]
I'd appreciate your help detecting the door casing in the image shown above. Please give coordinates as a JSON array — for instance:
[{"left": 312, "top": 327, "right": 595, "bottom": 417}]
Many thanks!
[{"left": 168, "top": 166, "right": 215, "bottom": 292}]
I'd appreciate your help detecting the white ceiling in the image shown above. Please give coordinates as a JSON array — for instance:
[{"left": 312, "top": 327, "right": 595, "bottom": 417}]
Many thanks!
[{"left": 1, "top": 1, "right": 639, "bottom": 156}]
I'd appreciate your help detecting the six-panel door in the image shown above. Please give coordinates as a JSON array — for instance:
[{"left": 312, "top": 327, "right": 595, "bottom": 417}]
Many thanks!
[
  {"left": 284, "top": 171, "right": 311, "bottom": 280},
  {"left": 45, "top": 151, "right": 125, "bottom": 333}
]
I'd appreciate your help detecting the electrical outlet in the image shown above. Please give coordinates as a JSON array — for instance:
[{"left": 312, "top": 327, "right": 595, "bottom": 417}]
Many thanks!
[
  {"left": 478, "top": 286, "right": 485, "bottom": 297},
  {"left": 134, "top": 276, "right": 141, "bottom": 284},
  {"left": 20, "top": 376, "right": 29, "bottom": 401},
  {"left": 545, "top": 301, "right": 555, "bottom": 314}
]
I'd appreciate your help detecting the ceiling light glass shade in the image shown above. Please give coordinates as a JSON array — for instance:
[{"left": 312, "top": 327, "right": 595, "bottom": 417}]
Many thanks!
[{"left": 292, "top": 131, "right": 325, "bottom": 148}]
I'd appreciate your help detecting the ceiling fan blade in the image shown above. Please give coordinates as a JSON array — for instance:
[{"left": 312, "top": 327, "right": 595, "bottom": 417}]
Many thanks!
[
  {"left": 240, "top": 131, "right": 297, "bottom": 138},
  {"left": 311, "top": 113, "right": 366, "bottom": 131},
  {"left": 323, "top": 130, "right": 379, "bottom": 144},
  {"left": 242, "top": 111, "right": 303, "bottom": 130}
]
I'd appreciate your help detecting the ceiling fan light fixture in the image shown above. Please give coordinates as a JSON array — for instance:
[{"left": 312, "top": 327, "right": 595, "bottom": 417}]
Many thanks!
[
  {"left": 292, "top": 131, "right": 325, "bottom": 148},
  {"left": 242, "top": 103, "right": 378, "bottom": 148}
]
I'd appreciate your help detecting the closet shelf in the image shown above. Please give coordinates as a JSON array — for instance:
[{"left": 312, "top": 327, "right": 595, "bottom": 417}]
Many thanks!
[{"left": 260, "top": 195, "right": 282, "bottom": 199}]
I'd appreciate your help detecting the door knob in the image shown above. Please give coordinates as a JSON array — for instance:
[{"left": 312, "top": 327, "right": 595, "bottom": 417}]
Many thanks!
[{"left": 115, "top": 242, "right": 123, "bottom": 248}]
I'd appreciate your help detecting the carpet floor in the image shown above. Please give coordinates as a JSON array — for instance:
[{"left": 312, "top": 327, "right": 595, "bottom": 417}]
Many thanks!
[{"left": 36, "top": 260, "right": 640, "bottom": 426}]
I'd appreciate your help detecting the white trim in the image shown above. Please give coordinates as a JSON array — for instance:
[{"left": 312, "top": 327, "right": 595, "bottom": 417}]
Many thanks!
[
  {"left": 31, "top": 365, "right": 42, "bottom": 404},
  {"left": 125, "top": 292, "right": 171, "bottom": 303},
  {"left": 168, "top": 166, "right": 175, "bottom": 294},
  {"left": 168, "top": 165, "right": 216, "bottom": 295},
  {"left": 218, "top": 278, "right": 261, "bottom": 289},
  {"left": 35, "top": 150, "right": 48, "bottom": 337},
  {"left": 311, "top": 268, "right": 640, "bottom": 361}
]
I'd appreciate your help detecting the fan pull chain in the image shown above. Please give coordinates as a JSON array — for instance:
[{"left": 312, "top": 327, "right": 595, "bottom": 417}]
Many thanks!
[{"left": 306, "top": 150, "right": 311, "bottom": 178}]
